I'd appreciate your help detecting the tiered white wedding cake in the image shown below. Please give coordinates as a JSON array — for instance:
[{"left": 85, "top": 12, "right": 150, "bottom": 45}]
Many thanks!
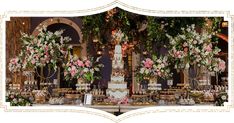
[{"left": 106, "top": 44, "right": 129, "bottom": 99}]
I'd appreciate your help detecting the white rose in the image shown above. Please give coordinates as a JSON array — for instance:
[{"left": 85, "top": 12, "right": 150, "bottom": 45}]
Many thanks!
[{"left": 221, "top": 95, "right": 227, "bottom": 100}]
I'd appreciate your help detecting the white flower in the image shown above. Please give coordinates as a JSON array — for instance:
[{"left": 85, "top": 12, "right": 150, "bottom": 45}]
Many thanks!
[
  {"left": 94, "top": 67, "right": 100, "bottom": 71},
  {"left": 185, "top": 63, "right": 190, "bottom": 69},
  {"left": 145, "top": 69, "right": 149, "bottom": 74},
  {"left": 140, "top": 68, "right": 145, "bottom": 74},
  {"left": 83, "top": 68, "right": 89, "bottom": 72},
  {"left": 221, "top": 95, "right": 227, "bottom": 100},
  {"left": 193, "top": 40, "right": 197, "bottom": 44},
  {"left": 161, "top": 63, "right": 165, "bottom": 68},
  {"left": 90, "top": 69, "right": 94, "bottom": 74},
  {"left": 13, "top": 98, "right": 18, "bottom": 103},
  {"left": 186, "top": 28, "right": 191, "bottom": 32}
]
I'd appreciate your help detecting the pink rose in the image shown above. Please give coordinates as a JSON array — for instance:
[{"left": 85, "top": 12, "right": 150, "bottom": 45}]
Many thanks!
[
  {"left": 85, "top": 60, "right": 91, "bottom": 67},
  {"left": 12, "top": 58, "right": 17, "bottom": 64},
  {"left": 205, "top": 44, "right": 212, "bottom": 52},
  {"left": 77, "top": 60, "right": 84, "bottom": 67},
  {"left": 144, "top": 58, "right": 154, "bottom": 68},
  {"left": 70, "top": 66, "right": 77, "bottom": 77},
  {"left": 45, "top": 52, "right": 49, "bottom": 56},
  {"left": 31, "top": 59, "right": 36, "bottom": 64}
]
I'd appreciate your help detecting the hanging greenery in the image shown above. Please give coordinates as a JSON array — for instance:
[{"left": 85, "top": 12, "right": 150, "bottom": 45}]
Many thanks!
[{"left": 81, "top": 8, "right": 223, "bottom": 56}]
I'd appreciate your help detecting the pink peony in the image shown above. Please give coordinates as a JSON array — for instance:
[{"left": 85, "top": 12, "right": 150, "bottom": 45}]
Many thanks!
[
  {"left": 85, "top": 60, "right": 91, "bottom": 67},
  {"left": 143, "top": 58, "right": 154, "bottom": 68}
]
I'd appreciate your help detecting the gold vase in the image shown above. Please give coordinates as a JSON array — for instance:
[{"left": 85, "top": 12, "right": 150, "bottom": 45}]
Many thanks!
[{"left": 149, "top": 76, "right": 157, "bottom": 84}]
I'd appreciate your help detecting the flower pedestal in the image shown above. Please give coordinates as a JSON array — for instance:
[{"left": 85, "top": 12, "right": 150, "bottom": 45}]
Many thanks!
[
  {"left": 35, "top": 66, "right": 58, "bottom": 94},
  {"left": 181, "top": 65, "right": 212, "bottom": 90},
  {"left": 180, "top": 69, "right": 190, "bottom": 87},
  {"left": 140, "top": 78, "right": 149, "bottom": 91}
]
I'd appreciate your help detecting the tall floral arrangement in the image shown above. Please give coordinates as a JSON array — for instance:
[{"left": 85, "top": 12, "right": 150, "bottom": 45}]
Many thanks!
[
  {"left": 20, "top": 26, "right": 72, "bottom": 70},
  {"left": 64, "top": 56, "right": 104, "bottom": 83},
  {"left": 136, "top": 56, "right": 172, "bottom": 82},
  {"left": 8, "top": 25, "right": 72, "bottom": 73},
  {"left": 166, "top": 24, "right": 225, "bottom": 72}
]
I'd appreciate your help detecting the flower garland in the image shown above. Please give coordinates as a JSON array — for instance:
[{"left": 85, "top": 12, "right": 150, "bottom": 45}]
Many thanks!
[
  {"left": 166, "top": 24, "right": 225, "bottom": 72},
  {"left": 64, "top": 56, "right": 104, "bottom": 83}
]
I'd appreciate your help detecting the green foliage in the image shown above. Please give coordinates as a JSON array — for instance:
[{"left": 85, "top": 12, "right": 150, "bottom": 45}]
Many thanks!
[{"left": 81, "top": 8, "right": 223, "bottom": 55}]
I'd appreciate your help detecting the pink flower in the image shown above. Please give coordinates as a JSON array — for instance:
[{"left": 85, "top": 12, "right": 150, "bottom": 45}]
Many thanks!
[
  {"left": 143, "top": 58, "right": 154, "bottom": 68},
  {"left": 64, "top": 71, "right": 68, "bottom": 76},
  {"left": 70, "top": 66, "right": 77, "bottom": 77},
  {"left": 80, "top": 71, "right": 84, "bottom": 76},
  {"left": 77, "top": 60, "right": 84, "bottom": 67},
  {"left": 44, "top": 46, "right": 49, "bottom": 51},
  {"left": 35, "top": 54, "right": 39, "bottom": 60},
  {"left": 31, "top": 59, "right": 36, "bottom": 64},
  {"left": 218, "top": 60, "right": 226, "bottom": 72},
  {"left": 45, "top": 52, "right": 49, "bottom": 56},
  {"left": 11, "top": 58, "right": 17, "bottom": 64},
  {"left": 85, "top": 60, "right": 91, "bottom": 67},
  {"left": 157, "top": 71, "right": 161, "bottom": 76},
  {"left": 205, "top": 44, "right": 212, "bottom": 52},
  {"left": 184, "top": 47, "right": 188, "bottom": 52}
]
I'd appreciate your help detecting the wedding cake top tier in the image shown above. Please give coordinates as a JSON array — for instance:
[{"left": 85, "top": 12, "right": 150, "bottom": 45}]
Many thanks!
[
  {"left": 112, "top": 44, "right": 124, "bottom": 70},
  {"left": 114, "top": 44, "right": 122, "bottom": 54}
]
